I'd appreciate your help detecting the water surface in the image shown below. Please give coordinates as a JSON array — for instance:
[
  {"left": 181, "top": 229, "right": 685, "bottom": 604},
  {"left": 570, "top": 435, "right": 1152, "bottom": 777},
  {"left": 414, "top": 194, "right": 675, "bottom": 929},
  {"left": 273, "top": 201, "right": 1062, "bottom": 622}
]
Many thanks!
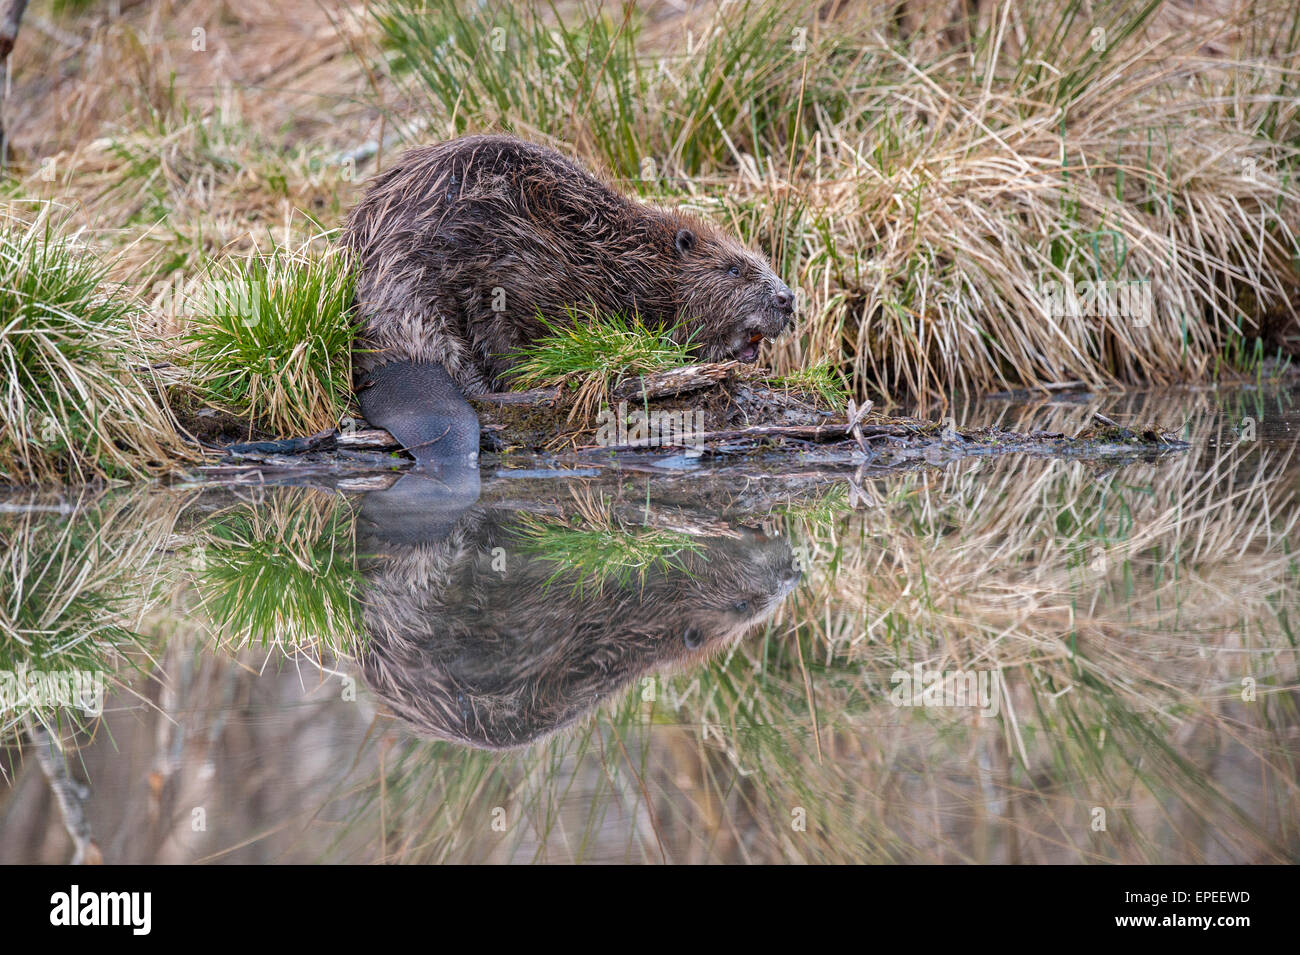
[{"left": 2, "top": 383, "right": 1296, "bottom": 863}]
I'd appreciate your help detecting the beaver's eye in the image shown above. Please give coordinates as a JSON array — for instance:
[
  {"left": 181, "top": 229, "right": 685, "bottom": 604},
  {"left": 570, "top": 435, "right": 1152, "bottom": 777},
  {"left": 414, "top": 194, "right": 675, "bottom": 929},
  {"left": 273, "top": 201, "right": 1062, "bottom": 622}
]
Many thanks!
[
  {"left": 733, "top": 600, "right": 749, "bottom": 613},
  {"left": 728, "top": 265, "right": 741, "bottom": 277}
]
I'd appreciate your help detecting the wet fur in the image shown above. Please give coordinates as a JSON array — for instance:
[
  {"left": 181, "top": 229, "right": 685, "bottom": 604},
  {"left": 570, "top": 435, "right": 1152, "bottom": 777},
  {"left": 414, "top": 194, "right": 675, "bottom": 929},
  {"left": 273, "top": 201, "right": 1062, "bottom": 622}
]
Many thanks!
[
  {"left": 357, "top": 509, "right": 799, "bottom": 749},
  {"left": 344, "top": 135, "right": 794, "bottom": 392}
]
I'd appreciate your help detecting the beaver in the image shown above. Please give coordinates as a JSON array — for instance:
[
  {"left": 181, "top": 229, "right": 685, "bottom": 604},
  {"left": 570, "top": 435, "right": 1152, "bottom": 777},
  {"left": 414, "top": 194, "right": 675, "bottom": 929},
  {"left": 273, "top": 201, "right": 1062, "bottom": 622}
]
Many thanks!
[
  {"left": 343, "top": 135, "right": 796, "bottom": 468},
  {"left": 355, "top": 489, "right": 801, "bottom": 749}
]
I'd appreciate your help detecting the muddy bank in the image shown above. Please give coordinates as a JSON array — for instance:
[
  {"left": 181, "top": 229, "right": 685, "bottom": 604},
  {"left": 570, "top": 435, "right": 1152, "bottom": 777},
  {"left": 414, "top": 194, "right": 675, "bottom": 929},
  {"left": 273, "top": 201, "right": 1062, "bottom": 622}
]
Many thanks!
[{"left": 191, "top": 362, "right": 1190, "bottom": 485}]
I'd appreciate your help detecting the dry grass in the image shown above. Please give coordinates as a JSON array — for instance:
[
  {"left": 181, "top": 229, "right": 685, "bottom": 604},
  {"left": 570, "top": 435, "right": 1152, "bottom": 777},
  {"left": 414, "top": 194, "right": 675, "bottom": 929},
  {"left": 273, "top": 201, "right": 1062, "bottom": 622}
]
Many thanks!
[
  {"left": 371, "top": 0, "right": 1300, "bottom": 403},
  {"left": 0, "top": 485, "right": 187, "bottom": 735},
  {"left": 1, "top": 0, "right": 1298, "bottom": 454}
]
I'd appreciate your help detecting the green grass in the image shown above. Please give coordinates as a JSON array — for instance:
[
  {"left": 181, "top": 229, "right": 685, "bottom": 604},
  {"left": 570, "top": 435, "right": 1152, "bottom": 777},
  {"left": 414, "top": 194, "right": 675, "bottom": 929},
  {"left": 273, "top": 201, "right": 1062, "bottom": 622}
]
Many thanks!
[
  {"left": 0, "top": 204, "right": 191, "bottom": 485},
  {"left": 183, "top": 244, "right": 357, "bottom": 436},
  {"left": 374, "top": 0, "right": 810, "bottom": 182},
  {"left": 770, "top": 360, "right": 850, "bottom": 411},
  {"left": 503, "top": 308, "right": 697, "bottom": 418}
]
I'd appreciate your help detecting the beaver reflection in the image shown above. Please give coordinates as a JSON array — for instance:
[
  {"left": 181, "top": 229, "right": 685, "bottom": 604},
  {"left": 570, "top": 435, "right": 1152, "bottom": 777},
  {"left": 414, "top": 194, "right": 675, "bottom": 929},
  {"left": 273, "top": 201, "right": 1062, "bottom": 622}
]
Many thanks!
[{"left": 355, "top": 478, "right": 800, "bottom": 750}]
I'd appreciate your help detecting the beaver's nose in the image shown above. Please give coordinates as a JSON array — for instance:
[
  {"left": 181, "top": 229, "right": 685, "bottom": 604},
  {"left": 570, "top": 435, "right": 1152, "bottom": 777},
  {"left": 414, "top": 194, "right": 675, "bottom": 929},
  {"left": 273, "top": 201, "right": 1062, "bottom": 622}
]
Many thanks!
[{"left": 773, "top": 286, "right": 794, "bottom": 313}]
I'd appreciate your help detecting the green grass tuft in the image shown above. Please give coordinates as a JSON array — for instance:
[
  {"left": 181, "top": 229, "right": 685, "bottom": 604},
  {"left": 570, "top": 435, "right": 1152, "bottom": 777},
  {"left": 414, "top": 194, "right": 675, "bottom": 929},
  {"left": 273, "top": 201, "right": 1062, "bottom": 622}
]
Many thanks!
[
  {"left": 0, "top": 204, "right": 192, "bottom": 486},
  {"left": 183, "top": 244, "right": 357, "bottom": 436},
  {"left": 504, "top": 308, "right": 696, "bottom": 418},
  {"left": 769, "top": 361, "right": 850, "bottom": 411},
  {"left": 375, "top": 0, "right": 810, "bottom": 181}
]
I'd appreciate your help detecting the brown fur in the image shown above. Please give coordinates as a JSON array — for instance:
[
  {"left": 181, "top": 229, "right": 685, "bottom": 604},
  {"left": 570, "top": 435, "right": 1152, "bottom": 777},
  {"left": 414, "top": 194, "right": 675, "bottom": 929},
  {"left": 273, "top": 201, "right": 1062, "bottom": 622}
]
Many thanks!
[
  {"left": 357, "top": 509, "right": 800, "bottom": 749},
  {"left": 344, "top": 135, "right": 794, "bottom": 392}
]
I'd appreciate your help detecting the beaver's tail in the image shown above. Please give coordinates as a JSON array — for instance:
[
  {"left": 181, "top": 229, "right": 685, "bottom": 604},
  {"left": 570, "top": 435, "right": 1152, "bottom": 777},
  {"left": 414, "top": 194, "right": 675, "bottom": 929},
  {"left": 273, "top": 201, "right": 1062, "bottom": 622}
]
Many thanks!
[{"left": 356, "top": 360, "right": 480, "bottom": 472}]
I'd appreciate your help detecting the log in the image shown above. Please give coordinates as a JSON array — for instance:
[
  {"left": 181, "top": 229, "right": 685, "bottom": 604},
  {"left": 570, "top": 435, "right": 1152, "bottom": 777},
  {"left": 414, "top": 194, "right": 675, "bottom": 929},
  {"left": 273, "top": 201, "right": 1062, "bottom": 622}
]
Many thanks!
[{"left": 611, "top": 361, "right": 739, "bottom": 400}]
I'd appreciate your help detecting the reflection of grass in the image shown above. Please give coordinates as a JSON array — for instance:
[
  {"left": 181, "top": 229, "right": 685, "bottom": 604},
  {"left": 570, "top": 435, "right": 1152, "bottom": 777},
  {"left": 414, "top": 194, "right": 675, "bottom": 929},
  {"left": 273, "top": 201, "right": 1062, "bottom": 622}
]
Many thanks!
[
  {"left": 318, "top": 689, "right": 673, "bottom": 863},
  {"left": 746, "top": 399, "right": 1300, "bottom": 861},
  {"left": 193, "top": 491, "right": 362, "bottom": 655},
  {"left": 682, "top": 419, "right": 1296, "bottom": 862},
  {"left": 301, "top": 388, "right": 1300, "bottom": 862},
  {"left": 512, "top": 512, "right": 704, "bottom": 596},
  {"left": 0, "top": 489, "right": 182, "bottom": 736}
]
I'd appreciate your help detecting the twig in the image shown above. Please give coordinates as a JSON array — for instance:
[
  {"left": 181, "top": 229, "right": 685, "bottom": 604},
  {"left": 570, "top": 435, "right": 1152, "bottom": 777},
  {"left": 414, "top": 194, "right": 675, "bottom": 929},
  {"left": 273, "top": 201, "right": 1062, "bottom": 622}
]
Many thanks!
[
  {"left": 26, "top": 720, "right": 102, "bottom": 865},
  {"left": 845, "top": 398, "right": 874, "bottom": 454}
]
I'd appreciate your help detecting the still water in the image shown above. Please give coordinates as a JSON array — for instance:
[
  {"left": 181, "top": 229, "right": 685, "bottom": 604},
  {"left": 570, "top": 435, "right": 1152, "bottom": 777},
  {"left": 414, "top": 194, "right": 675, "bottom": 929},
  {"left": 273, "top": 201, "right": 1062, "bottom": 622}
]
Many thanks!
[{"left": 1, "top": 384, "right": 1296, "bottom": 863}]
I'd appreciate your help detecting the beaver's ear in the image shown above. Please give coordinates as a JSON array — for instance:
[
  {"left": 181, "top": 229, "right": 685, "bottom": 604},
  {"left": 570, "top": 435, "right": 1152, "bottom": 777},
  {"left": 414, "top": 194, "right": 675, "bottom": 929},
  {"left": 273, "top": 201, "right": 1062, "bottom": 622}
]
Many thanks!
[
  {"left": 674, "top": 228, "right": 696, "bottom": 256},
  {"left": 682, "top": 627, "right": 703, "bottom": 650}
]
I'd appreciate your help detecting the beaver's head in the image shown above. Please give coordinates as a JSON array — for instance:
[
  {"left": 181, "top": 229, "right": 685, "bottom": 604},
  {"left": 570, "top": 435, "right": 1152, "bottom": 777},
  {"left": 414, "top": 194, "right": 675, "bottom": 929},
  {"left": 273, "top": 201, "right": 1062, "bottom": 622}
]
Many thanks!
[
  {"left": 670, "top": 526, "right": 802, "bottom": 657},
  {"left": 671, "top": 218, "right": 796, "bottom": 363}
]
